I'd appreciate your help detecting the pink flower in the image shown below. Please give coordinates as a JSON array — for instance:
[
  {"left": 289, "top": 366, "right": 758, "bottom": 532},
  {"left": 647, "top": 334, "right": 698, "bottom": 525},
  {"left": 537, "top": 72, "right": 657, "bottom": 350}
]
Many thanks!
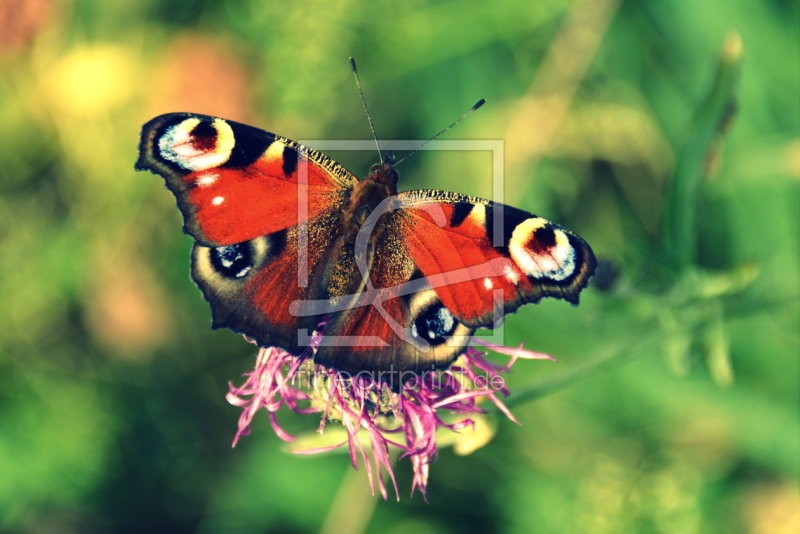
[{"left": 226, "top": 329, "right": 554, "bottom": 500}]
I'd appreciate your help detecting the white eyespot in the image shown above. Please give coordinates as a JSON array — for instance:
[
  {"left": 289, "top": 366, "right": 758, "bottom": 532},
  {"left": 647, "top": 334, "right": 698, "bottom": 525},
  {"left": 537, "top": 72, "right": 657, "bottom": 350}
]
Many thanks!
[
  {"left": 211, "top": 243, "right": 252, "bottom": 278},
  {"left": 509, "top": 218, "right": 576, "bottom": 281},
  {"left": 211, "top": 196, "right": 225, "bottom": 206},
  {"left": 427, "top": 307, "right": 455, "bottom": 340},
  {"left": 408, "top": 288, "right": 459, "bottom": 345},
  {"left": 503, "top": 264, "right": 520, "bottom": 285},
  {"left": 220, "top": 257, "right": 233, "bottom": 268},
  {"left": 483, "top": 277, "right": 493, "bottom": 290},
  {"left": 158, "top": 118, "right": 235, "bottom": 172},
  {"left": 197, "top": 173, "right": 218, "bottom": 187}
]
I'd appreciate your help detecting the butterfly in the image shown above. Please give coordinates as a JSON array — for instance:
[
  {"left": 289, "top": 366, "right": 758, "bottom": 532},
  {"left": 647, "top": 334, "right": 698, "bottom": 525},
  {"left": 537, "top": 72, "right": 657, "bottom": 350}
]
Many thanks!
[{"left": 136, "top": 110, "right": 596, "bottom": 375}]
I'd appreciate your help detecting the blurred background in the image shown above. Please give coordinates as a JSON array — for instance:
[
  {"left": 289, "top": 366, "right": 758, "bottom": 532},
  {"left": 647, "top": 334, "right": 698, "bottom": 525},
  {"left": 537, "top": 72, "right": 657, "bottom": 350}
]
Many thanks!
[{"left": 0, "top": 0, "right": 798, "bottom": 532}]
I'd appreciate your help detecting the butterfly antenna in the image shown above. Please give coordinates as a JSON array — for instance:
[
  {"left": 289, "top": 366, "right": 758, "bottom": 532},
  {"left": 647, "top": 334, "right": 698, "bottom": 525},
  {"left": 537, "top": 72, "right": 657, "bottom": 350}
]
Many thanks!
[
  {"left": 394, "top": 98, "right": 486, "bottom": 166},
  {"left": 349, "top": 57, "right": 383, "bottom": 163}
]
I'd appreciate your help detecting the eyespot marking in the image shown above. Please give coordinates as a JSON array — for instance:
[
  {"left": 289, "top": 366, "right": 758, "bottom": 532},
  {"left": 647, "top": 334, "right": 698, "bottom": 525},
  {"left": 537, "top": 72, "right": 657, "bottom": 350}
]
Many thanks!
[
  {"left": 196, "top": 236, "right": 271, "bottom": 284},
  {"left": 411, "top": 304, "right": 457, "bottom": 344},
  {"left": 409, "top": 290, "right": 460, "bottom": 346},
  {"left": 210, "top": 243, "right": 253, "bottom": 279},
  {"left": 509, "top": 218, "right": 576, "bottom": 281},
  {"left": 158, "top": 118, "right": 235, "bottom": 172}
]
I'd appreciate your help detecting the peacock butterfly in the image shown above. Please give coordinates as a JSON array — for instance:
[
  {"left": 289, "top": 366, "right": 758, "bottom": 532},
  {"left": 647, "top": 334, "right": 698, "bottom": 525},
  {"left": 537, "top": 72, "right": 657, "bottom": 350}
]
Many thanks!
[{"left": 136, "top": 90, "right": 596, "bottom": 375}]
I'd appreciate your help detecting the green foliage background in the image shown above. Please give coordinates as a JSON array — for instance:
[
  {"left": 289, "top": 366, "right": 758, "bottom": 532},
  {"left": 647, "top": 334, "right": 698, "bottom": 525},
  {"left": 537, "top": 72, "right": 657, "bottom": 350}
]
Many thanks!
[{"left": 0, "top": 0, "right": 798, "bottom": 532}]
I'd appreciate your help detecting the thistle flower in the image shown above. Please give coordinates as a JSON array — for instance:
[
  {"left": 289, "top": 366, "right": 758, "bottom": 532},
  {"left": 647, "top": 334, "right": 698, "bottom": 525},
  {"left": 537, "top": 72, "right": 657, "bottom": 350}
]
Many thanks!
[{"left": 226, "top": 328, "right": 554, "bottom": 500}]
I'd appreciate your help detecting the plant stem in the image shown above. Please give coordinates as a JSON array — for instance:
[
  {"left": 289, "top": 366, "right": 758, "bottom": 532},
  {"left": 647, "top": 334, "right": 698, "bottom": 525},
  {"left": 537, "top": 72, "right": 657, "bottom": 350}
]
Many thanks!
[{"left": 661, "top": 32, "right": 743, "bottom": 271}]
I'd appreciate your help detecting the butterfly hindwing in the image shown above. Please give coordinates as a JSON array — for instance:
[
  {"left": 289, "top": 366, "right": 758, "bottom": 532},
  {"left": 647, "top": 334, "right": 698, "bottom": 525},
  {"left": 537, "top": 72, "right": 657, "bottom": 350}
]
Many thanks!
[{"left": 191, "top": 211, "right": 345, "bottom": 355}]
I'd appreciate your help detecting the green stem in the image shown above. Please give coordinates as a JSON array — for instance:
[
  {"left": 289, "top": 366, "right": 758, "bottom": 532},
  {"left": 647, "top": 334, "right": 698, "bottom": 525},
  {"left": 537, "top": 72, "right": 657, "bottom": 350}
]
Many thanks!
[{"left": 661, "top": 32, "right": 743, "bottom": 271}]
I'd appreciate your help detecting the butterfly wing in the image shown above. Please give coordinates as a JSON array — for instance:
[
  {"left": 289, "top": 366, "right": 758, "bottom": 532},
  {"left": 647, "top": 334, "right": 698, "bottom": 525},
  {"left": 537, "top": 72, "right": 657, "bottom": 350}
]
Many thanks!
[
  {"left": 394, "top": 190, "right": 596, "bottom": 327},
  {"left": 137, "top": 113, "right": 595, "bottom": 372},
  {"left": 315, "top": 190, "right": 596, "bottom": 374},
  {"left": 314, "top": 210, "right": 475, "bottom": 375},
  {"left": 190, "top": 212, "right": 345, "bottom": 354},
  {"left": 136, "top": 112, "right": 357, "bottom": 246},
  {"left": 137, "top": 113, "right": 356, "bottom": 353}
]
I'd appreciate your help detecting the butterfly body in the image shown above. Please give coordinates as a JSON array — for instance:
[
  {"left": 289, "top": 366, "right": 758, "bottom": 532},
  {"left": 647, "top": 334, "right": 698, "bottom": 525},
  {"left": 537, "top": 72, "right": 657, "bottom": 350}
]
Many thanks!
[
  {"left": 340, "top": 161, "right": 397, "bottom": 248},
  {"left": 137, "top": 112, "right": 596, "bottom": 375}
]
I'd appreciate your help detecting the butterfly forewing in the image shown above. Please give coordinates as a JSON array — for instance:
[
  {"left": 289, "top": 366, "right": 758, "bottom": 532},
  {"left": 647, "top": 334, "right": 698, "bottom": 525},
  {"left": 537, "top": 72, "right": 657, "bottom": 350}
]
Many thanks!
[
  {"left": 136, "top": 113, "right": 357, "bottom": 247},
  {"left": 393, "top": 190, "right": 596, "bottom": 328}
]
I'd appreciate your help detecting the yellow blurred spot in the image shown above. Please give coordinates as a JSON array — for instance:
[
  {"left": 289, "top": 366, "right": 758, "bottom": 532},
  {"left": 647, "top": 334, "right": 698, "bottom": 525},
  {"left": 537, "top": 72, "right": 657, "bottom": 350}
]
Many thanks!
[
  {"left": 41, "top": 45, "right": 136, "bottom": 117},
  {"left": 287, "top": 427, "right": 350, "bottom": 454},
  {"left": 452, "top": 414, "right": 497, "bottom": 456},
  {"left": 503, "top": 0, "right": 623, "bottom": 175},
  {"left": 722, "top": 31, "right": 744, "bottom": 64},
  {"left": 573, "top": 443, "right": 706, "bottom": 533},
  {"left": 786, "top": 139, "right": 800, "bottom": 178},
  {"left": 551, "top": 102, "right": 675, "bottom": 178},
  {"left": 744, "top": 482, "right": 800, "bottom": 534}
]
